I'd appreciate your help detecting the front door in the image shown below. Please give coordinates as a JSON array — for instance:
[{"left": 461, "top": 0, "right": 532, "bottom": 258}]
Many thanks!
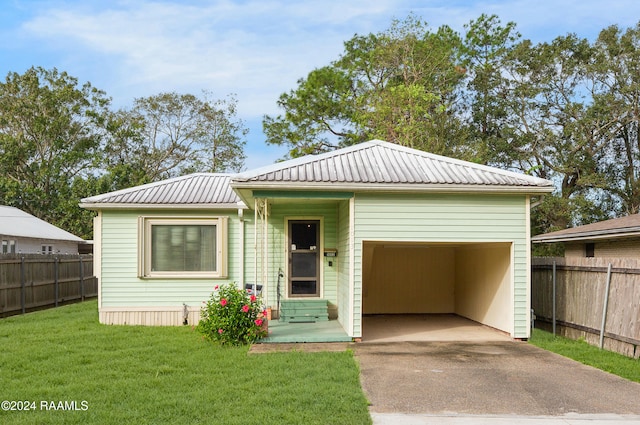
[{"left": 288, "top": 220, "right": 320, "bottom": 297}]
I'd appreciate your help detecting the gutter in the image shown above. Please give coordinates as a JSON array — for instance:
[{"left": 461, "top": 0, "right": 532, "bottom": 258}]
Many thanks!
[
  {"left": 230, "top": 181, "right": 555, "bottom": 194},
  {"left": 79, "top": 202, "right": 247, "bottom": 211}
]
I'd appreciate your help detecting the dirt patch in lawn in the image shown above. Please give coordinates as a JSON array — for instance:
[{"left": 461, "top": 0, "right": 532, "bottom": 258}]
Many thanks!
[{"left": 248, "top": 342, "right": 354, "bottom": 354}]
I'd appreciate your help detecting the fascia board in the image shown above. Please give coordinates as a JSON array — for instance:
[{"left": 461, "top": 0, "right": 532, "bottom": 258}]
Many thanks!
[
  {"left": 532, "top": 229, "right": 640, "bottom": 243},
  {"left": 230, "top": 181, "right": 555, "bottom": 195},
  {"left": 79, "top": 203, "right": 245, "bottom": 211}
]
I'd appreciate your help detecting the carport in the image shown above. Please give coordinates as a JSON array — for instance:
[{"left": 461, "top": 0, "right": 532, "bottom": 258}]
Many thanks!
[
  {"left": 361, "top": 241, "right": 513, "bottom": 341},
  {"left": 231, "top": 140, "right": 555, "bottom": 341}
]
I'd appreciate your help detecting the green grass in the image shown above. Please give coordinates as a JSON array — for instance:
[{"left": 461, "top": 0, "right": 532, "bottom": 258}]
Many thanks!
[
  {"left": 529, "top": 328, "right": 640, "bottom": 383},
  {"left": 0, "top": 301, "right": 371, "bottom": 424}
]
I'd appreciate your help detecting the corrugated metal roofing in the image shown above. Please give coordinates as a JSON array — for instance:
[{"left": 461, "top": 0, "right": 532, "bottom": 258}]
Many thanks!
[
  {"left": 80, "top": 141, "right": 554, "bottom": 209},
  {"left": 532, "top": 214, "right": 640, "bottom": 243},
  {"left": 233, "top": 140, "right": 554, "bottom": 189},
  {"left": 80, "top": 173, "right": 241, "bottom": 207},
  {"left": 0, "top": 205, "right": 83, "bottom": 241}
]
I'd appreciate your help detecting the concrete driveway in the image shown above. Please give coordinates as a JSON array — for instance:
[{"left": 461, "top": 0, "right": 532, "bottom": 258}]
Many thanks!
[{"left": 355, "top": 341, "right": 640, "bottom": 424}]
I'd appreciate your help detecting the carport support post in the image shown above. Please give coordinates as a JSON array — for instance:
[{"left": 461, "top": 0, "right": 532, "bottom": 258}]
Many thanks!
[
  {"left": 599, "top": 263, "right": 612, "bottom": 349},
  {"left": 552, "top": 260, "right": 556, "bottom": 336}
]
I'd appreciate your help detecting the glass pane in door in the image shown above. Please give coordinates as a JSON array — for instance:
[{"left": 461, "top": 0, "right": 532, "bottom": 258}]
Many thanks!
[
  {"left": 291, "top": 280, "right": 317, "bottom": 295},
  {"left": 288, "top": 220, "right": 320, "bottom": 297},
  {"left": 291, "top": 252, "right": 317, "bottom": 277}
]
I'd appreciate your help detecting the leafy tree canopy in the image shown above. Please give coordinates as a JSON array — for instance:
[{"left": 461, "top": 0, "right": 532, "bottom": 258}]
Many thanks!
[
  {"left": 264, "top": 14, "right": 467, "bottom": 158},
  {"left": 0, "top": 69, "right": 248, "bottom": 238},
  {"left": 0, "top": 67, "right": 110, "bottom": 237},
  {"left": 265, "top": 14, "right": 640, "bottom": 236}
]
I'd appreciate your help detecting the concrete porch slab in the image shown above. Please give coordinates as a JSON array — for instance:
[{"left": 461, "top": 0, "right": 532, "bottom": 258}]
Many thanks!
[{"left": 258, "top": 319, "right": 352, "bottom": 343}]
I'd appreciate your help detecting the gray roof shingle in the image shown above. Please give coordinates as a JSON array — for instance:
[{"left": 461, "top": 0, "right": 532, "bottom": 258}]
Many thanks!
[{"left": 532, "top": 214, "right": 640, "bottom": 243}]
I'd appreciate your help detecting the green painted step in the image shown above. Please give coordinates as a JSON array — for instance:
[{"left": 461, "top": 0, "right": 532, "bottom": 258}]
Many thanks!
[
  {"left": 280, "top": 300, "right": 328, "bottom": 308},
  {"left": 280, "top": 299, "right": 328, "bottom": 323}
]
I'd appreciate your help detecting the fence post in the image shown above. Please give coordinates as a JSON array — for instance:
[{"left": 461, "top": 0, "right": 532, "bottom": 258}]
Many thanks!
[
  {"left": 552, "top": 260, "right": 556, "bottom": 336},
  {"left": 599, "top": 263, "right": 613, "bottom": 349},
  {"left": 21, "top": 256, "right": 26, "bottom": 315},
  {"left": 54, "top": 256, "right": 59, "bottom": 308},
  {"left": 79, "top": 256, "right": 85, "bottom": 301}
]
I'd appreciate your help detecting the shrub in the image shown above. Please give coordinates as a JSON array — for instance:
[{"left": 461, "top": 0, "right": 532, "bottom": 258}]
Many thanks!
[{"left": 197, "top": 283, "right": 267, "bottom": 345}]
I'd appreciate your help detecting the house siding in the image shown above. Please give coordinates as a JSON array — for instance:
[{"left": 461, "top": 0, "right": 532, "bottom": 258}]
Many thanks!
[
  {"left": 565, "top": 239, "right": 640, "bottom": 259},
  {"left": 352, "top": 192, "right": 529, "bottom": 338},
  {"left": 258, "top": 201, "right": 340, "bottom": 314},
  {"left": 0, "top": 236, "right": 79, "bottom": 255},
  {"left": 99, "top": 209, "right": 242, "bottom": 325}
]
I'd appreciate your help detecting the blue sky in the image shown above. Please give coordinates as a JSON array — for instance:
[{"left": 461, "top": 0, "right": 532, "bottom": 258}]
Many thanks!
[{"left": 2, "top": 0, "right": 640, "bottom": 169}]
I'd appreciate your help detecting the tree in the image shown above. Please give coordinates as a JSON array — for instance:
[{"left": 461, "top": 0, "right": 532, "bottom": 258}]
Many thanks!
[
  {"left": 591, "top": 23, "right": 640, "bottom": 215},
  {"left": 0, "top": 67, "right": 110, "bottom": 238},
  {"left": 461, "top": 14, "right": 524, "bottom": 167},
  {"left": 263, "top": 15, "right": 467, "bottom": 158},
  {"left": 265, "top": 13, "right": 640, "bottom": 232},
  {"left": 104, "top": 92, "right": 247, "bottom": 186}
]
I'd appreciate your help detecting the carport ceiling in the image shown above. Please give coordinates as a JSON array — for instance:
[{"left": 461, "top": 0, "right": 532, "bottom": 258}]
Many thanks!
[{"left": 374, "top": 241, "right": 471, "bottom": 249}]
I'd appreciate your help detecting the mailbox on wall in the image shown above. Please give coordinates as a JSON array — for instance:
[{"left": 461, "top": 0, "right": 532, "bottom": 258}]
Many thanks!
[{"left": 324, "top": 249, "right": 337, "bottom": 257}]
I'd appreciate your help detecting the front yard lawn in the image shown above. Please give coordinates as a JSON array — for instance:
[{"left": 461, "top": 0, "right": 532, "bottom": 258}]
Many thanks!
[{"left": 0, "top": 301, "right": 371, "bottom": 424}]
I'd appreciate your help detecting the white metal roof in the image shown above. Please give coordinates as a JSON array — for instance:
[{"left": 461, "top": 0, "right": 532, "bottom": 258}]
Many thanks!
[
  {"left": 0, "top": 206, "right": 83, "bottom": 241},
  {"left": 80, "top": 173, "right": 242, "bottom": 209},
  {"left": 232, "top": 140, "right": 554, "bottom": 192},
  {"left": 80, "top": 141, "right": 555, "bottom": 210}
]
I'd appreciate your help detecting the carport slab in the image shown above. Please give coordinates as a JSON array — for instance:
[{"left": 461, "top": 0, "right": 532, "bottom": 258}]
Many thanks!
[
  {"left": 363, "top": 314, "right": 512, "bottom": 342},
  {"left": 355, "top": 341, "right": 640, "bottom": 416}
]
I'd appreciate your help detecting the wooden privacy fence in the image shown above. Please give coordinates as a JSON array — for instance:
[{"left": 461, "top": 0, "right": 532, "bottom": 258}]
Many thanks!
[
  {"left": 532, "top": 257, "right": 640, "bottom": 358},
  {"left": 0, "top": 254, "right": 97, "bottom": 317}
]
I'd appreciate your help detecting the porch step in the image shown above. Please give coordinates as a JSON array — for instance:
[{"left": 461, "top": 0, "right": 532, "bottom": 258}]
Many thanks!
[{"left": 280, "top": 299, "right": 328, "bottom": 323}]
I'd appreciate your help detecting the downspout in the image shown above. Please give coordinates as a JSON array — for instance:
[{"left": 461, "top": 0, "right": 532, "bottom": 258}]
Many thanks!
[
  {"left": 254, "top": 198, "right": 258, "bottom": 292},
  {"left": 237, "top": 203, "right": 245, "bottom": 287},
  {"left": 530, "top": 195, "right": 545, "bottom": 209},
  {"left": 264, "top": 200, "right": 269, "bottom": 309}
]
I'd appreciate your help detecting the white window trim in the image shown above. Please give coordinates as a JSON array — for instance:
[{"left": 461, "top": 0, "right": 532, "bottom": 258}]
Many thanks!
[
  {"left": 138, "top": 216, "right": 228, "bottom": 279},
  {"left": 2, "top": 239, "right": 17, "bottom": 254}
]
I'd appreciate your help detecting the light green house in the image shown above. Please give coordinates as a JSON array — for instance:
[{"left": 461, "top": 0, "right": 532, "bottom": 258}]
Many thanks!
[{"left": 81, "top": 140, "right": 554, "bottom": 339}]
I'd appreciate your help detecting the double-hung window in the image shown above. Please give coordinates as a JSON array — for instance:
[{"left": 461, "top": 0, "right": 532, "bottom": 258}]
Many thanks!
[
  {"left": 139, "top": 217, "right": 228, "bottom": 278},
  {"left": 2, "top": 240, "right": 16, "bottom": 254}
]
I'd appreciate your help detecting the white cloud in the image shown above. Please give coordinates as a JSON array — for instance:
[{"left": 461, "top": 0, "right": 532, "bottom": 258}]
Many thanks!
[
  {"left": 20, "top": 0, "right": 399, "bottom": 117},
  {"left": 15, "top": 0, "right": 640, "bottom": 167}
]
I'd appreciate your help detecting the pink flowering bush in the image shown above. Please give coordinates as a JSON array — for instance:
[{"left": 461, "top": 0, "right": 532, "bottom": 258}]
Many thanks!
[{"left": 197, "top": 283, "right": 267, "bottom": 345}]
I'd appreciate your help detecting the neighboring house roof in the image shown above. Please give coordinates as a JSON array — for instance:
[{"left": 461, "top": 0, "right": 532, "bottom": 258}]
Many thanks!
[
  {"left": 79, "top": 173, "right": 242, "bottom": 209},
  {"left": 0, "top": 205, "right": 83, "bottom": 242},
  {"left": 232, "top": 140, "right": 554, "bottom": 193},
  {"left": 532, "top": 214, "right": 640, "bottom": 243}
]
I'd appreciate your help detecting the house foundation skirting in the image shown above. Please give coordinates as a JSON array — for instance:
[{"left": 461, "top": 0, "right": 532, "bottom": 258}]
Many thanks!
[{"left": 99, "top": 306, "right": 202, "bottom": 326}]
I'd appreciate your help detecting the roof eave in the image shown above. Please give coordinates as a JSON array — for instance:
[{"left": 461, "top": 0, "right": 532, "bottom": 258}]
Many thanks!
[
  {"left": 230, "top": 181, "right": 555, "bottom": 194},
  {"left": 79, "top": 202, "right": 246, "bottom": 211},
  {"left": 532, "top": 229, "right": 640, "bottom": 243}
]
